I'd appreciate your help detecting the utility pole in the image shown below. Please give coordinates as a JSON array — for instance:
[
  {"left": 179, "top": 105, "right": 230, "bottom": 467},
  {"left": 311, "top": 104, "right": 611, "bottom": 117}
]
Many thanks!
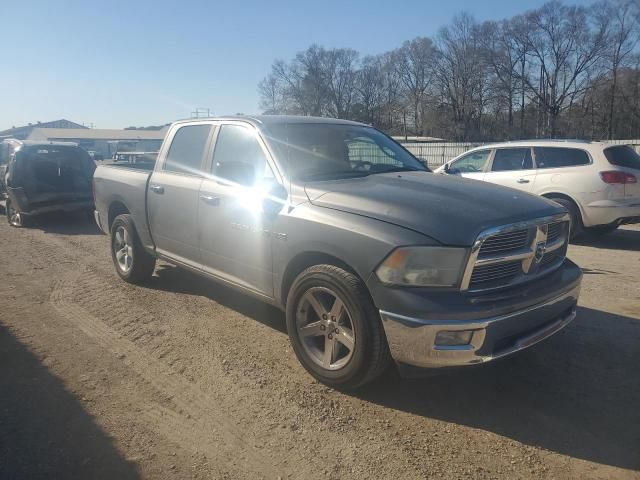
[{"left": 191, "top": 108, "right": 212, "bottom": 118}]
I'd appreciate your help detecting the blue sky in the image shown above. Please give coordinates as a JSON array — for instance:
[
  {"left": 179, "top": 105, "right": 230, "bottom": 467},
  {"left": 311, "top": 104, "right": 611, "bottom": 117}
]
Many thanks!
[{"left": 1, "top": 0, "right": 593, "bottom": 130}]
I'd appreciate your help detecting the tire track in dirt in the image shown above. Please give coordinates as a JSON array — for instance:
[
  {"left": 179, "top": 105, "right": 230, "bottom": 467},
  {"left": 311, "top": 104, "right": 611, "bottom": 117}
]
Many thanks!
[
  {"left": 49, "top": 269, "right": 303, "bottom": 479},
  {"left": 0, "top": 226, "right": 314, "bottom": 479}
]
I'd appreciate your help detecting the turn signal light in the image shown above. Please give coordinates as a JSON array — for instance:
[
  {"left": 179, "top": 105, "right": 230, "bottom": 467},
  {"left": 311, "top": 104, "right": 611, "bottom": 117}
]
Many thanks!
[{"left": 600, "top": 171, "right": 637, "bottom": 184}]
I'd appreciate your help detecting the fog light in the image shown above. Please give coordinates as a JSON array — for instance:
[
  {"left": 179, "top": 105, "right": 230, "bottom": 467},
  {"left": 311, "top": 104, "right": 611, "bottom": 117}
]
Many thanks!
[{"left": 435, "top": 330, "right": 473, "bottom": 346}]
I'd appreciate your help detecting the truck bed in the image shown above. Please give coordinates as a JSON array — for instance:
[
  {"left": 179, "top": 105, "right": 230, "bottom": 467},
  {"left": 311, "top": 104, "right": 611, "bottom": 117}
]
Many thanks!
[{"left": 92, "top": 164, "right": 154, "bottom": 249}]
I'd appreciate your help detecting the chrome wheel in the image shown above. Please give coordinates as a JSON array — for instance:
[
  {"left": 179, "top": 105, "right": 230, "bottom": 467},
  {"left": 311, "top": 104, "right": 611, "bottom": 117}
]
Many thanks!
[
  {"left": 113, "top": 226, "right": 133, "bottom": 274},
  {"left": 296, "top": 287, "right": 356, "bottom": 371}
]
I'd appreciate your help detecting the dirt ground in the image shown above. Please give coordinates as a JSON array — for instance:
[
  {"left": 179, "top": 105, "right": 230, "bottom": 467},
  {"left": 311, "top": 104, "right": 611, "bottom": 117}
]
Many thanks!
[{"left": 0, "top": 212, "right": 638, "bottom": 480}]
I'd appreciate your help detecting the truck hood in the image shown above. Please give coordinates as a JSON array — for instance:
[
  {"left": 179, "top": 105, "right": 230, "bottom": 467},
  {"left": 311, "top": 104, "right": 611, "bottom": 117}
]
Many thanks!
[{"left": 304, "top": 171, "right": 565, "bottom": 246}]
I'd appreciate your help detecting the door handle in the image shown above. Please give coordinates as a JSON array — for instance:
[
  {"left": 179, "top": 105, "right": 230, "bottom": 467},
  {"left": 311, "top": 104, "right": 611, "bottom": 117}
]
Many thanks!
[
  {"left": 150, "top": 184, "right": 164, "bottom": 194},
  {"left": 200, "top": 194, "right": 220, "bottom": 206},
  {"left": 517, "top": 178, "right": 530, "bottom": 184}
]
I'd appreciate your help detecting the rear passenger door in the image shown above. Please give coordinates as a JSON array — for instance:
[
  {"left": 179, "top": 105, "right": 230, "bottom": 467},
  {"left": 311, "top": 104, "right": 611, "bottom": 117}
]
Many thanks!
[
  {"left": 147, "top": 123, "right": 213, "bottom": 267},
  {"left": 484, "top": 147, "right": 535, "bottom": 193}
]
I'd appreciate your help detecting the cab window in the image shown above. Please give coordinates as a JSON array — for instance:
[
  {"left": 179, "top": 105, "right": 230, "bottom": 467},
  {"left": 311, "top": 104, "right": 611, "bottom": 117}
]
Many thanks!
[
  {"left": 211, "top": 124, "right": 274, "bottom": 186},
  {"left": 491, "top": 148, "right": 533, "bottom": 171},
  {"left": 164, "top": 124, "right": 212, "bottom": 175},
  {"left": 449, "top": 150, "right": 490, "bottom": 173}
]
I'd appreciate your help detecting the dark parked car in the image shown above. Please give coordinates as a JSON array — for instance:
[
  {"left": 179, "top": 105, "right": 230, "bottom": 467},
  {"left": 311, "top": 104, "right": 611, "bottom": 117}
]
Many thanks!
[{"left": 3, "top": 141, "right": 96, "bottom": 226}]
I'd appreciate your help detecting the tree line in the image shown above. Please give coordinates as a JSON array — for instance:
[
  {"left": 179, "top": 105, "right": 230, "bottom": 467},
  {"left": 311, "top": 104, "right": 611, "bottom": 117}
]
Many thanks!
[{"left": 258, "top": 0, "right": 640, "bottom": 141}]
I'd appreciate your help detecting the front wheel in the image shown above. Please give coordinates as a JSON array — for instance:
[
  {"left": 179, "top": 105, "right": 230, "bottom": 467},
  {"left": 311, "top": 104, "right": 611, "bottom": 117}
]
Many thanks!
[
  {"left": 5, "top": 198, "right": 27, "bottom": 227},
  {"left": 286, "top": 265, "right": 390, "bottom": 390},
  {"left": 110, "top": 214, "right": 156, "bottom": 283}
]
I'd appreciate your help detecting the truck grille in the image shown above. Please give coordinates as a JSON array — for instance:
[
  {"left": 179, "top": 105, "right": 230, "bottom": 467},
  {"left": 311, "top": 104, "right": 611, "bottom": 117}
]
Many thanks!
[
  {"left": 478, "top": 229, "right": 529, "bottom": 257},
  {"left": 463, "top": 215, "right": 570, "bottom": 291}
]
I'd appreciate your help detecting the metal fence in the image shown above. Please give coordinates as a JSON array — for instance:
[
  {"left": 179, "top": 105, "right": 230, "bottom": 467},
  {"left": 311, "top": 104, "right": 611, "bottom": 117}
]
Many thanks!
[{"left": 400, "top": 139, "right": 640, "bottom": 168}]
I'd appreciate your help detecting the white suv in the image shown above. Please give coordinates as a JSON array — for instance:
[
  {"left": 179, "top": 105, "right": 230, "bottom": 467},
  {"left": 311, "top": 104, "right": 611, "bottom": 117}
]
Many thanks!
[{"left": 435, "top": 140, "right": 640, "bottom": 237}]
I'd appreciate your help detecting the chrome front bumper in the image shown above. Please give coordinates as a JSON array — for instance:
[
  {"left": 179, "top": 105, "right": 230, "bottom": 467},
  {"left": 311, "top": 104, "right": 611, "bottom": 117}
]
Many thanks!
[{"left": 380, "top": 284, "right": 580, "bottom": 368}]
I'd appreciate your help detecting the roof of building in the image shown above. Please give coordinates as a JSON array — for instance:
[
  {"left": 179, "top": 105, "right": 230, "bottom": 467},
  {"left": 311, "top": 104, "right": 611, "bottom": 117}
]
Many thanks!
[
  {"left": 0, "top": 119, "right": 88, "bottom": 139},
  {"left": 27, "top": 128, "right": 166, "bottom": 141}
]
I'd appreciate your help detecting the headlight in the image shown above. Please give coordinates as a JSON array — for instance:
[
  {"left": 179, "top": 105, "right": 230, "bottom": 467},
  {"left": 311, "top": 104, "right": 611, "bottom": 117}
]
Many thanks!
[{"left": 376, "top": 246, "right": 468, "bottom": 287}]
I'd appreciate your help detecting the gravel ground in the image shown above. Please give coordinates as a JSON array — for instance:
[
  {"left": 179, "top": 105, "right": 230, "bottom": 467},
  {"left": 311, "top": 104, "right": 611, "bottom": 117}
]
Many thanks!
[{"left": 0, "top": 212, "right": 638, "bottom": 480}]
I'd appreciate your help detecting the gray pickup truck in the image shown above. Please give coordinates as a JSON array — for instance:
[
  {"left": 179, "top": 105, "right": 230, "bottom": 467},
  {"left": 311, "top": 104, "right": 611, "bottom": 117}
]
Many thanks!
[{"left": 93, "top": 116, "right": 582, "bottom": 389}]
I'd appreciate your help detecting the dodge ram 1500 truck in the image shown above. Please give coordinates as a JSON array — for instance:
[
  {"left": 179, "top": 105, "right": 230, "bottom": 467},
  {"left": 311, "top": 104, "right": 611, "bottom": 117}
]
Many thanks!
[{"left": 93, "top": 116, "right": 582, "bottom": 389}]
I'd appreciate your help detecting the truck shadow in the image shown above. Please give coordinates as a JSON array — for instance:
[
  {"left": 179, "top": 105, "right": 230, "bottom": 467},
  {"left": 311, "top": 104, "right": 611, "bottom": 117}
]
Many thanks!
[
  {"left": 0, "top": 323, "right": 140, "bottom": 479},
  {"left": 355, "top": 306, "right": 640, "bottom": 471},
  {"left": 573, "top": 226, "right": 640, "bottom": 251},
  {"left": 148, "top": 263, "right": 287, "bottom": 334}
]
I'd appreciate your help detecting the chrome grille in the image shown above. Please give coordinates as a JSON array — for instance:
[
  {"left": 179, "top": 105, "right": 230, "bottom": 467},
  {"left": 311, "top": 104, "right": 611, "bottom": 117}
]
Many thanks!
[
  {"left": 539, "top": 248, "right": 564, "bottom": 268},
  {"left": 478, "top": 229, "right": 529, "bottom": 257},
  {"left": 462, "top": 214, "right": 570, "bottom": 292},
  {"left": 546, "top": 221, "right": 564, "bottom": 244},
  {"left": 469, "top": 261, "right": 521, "bottom": 288}
]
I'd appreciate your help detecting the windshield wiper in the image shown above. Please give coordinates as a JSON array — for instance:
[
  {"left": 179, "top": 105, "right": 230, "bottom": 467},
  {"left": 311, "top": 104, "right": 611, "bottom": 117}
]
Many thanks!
[
  {"left": 301, "top": 170, "right": 371, "bottom": 181},
  {"left": 369, "top": 166, "right": 426, "bottom": 175}
]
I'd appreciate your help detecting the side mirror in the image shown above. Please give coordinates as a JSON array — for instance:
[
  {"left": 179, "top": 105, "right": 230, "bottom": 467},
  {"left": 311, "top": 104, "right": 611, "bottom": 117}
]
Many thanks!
[
  {"left": 443, "top": 163, "right": 449, "bottom": 173},
  {"left": 217, "top": 161, "right": 255, "bottom": 186},
  {"left": 263, "top": 181, "right": 288, "bottom": 215}
]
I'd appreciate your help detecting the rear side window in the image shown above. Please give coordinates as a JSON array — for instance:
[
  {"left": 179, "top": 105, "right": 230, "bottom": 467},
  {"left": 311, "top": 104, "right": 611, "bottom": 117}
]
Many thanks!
[
  {"left": 164, "top": 125, "right": 212, "bottom": 175},
  {"left": 604, "top": 146, "right": 640, "bottom": 169},
  {"left": 534, "top": 147, "right": 590, "bottom": 169},
  {"left": 492, "top": 148, "right": 533, "bottom": 172}
]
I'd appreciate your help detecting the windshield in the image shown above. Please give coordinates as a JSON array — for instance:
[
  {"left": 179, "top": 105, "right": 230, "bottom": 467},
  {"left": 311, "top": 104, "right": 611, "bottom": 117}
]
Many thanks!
[
  {"left": 604, "top": 145, "right": 640, "bottom": 170},
  {"left": 263, "top": 123, "right": 428, "bottom": 181}
]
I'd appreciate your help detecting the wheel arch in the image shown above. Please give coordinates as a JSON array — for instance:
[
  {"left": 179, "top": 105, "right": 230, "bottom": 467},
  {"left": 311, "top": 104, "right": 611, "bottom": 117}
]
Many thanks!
[
  {"left": 280, "top": 251, "right": 363, "bottom": 307},
  {"left": 541, "top": 192, "right": 583, "bottom": 217},
  {"left": 107, "top": 201, "right": 130, "bottom": 231}
]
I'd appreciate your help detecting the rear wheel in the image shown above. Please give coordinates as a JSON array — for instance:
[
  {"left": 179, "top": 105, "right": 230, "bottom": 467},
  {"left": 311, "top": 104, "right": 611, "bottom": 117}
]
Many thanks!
[
  {"left": 110, "top": 214, "right": 156, "bottom": 283},
  {"left": 549, "top": 197, "right": 582, "bottom": 239},
  {"left": 286, "top": 265, "right": 390, "bottom": 390}
]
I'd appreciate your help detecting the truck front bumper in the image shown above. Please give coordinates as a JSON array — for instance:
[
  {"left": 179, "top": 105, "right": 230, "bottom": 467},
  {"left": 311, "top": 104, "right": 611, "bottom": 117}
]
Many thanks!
[{"left": 376, "top": 261, "right": 582, "bottom": 369}]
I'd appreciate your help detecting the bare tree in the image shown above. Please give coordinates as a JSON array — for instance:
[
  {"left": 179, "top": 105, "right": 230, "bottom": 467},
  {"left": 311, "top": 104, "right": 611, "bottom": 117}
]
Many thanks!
[
  {"left": 516, "top": 1, "right": 609, "bottom": 136},
  {"left": 323, "top": 48, "right": 359, "bottom": 118},
  {"left": 435, "top": 13, "right": 490, "bottom": 140},
  {"left": 395, "top": 37, "right": 436, "bottom": 135},
  {"left": 355, "top": 55, "right": 385, "bottom": 126},
  {"left": 257, "top": 0, "right": 640, "bottom": 141},
  {"left": 480, "top": 20, "right": 526, "bottom": 138},
  {"left": 596, "top": 0, "right": 640, "bottom": 138}
]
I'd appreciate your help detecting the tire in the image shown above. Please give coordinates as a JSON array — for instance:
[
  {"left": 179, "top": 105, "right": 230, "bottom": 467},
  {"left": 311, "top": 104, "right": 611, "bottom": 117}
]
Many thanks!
[
  {"left": 549, "top": 197, "right": 582, "bottom": 239},
  {"left": 110, "top": 214, "right": 156, "bottom": 283},
  {"left": 584, "top": 224, "right": 619, "bottom": 235},
  {"left": 5, "top": 198, "right": 28, "bottom": 227},
  {"left": 286, "top": 264, "right": 390, "bottom": 390}
]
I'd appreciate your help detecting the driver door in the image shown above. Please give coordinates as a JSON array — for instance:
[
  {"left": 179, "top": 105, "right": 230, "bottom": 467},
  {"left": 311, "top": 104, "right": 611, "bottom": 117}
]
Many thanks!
[
  {"left": 446, "top": 149, "right": 492, "bottom": 180},
  {"left": 198, "top": 123, "right": 278, "bottom": 296}
]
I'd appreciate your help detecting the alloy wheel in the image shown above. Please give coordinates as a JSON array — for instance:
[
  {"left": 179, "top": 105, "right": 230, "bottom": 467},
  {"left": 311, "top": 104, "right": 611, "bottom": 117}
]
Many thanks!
[
  {"left": 295, "top": 286, "right": 356, "bottom": 370},
  {"left": 113, "top": 226, "right": 134, "bottom": 274}
]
